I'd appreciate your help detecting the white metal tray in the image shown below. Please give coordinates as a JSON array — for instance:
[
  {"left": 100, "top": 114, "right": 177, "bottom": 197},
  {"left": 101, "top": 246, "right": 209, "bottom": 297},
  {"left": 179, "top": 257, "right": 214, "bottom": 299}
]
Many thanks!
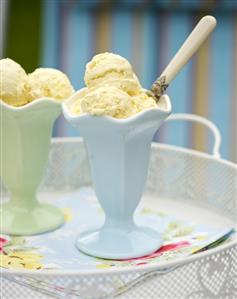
[{"left": 1, "top": 114, "right": 237, "bottom": 299}]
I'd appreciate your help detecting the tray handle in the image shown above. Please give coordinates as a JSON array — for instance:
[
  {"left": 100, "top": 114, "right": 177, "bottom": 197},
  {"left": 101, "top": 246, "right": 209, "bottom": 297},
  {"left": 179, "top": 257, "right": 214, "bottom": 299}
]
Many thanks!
[{"left": 166, "top": 113, "right": 221, "bottom": 159}]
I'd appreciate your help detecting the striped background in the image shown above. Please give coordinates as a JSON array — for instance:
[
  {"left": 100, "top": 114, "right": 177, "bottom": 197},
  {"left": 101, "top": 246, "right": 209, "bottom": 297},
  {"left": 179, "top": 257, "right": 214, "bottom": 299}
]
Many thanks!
[{"left": 2, "top": 0, "right": 237, "bottom": 162}]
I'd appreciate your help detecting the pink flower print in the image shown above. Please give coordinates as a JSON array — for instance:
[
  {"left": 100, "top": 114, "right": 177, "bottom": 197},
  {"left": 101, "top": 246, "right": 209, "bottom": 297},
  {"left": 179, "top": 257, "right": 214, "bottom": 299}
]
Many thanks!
[
  {"left": 0, "top": 235, "right": 10, "bottom": 253},
  {"left": 124, "top": 241, "right": 190, "bottom": 262},
  {"left": 157, "top": 241, "right": 190, "bottom": 253},
  {"left": 145, "top": 241, "right": 190, "bottom": 259}
]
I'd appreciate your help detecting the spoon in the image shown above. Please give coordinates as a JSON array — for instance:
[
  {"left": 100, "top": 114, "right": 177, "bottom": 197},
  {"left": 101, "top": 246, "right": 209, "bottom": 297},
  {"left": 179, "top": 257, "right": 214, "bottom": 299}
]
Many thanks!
[{"left": 151, "top": 15, "right": 217, "bottom": 101}]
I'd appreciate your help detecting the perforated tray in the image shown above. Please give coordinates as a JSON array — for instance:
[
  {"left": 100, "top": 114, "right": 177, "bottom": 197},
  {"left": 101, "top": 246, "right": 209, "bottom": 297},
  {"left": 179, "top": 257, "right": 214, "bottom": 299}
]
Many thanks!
[{"left": 1, "top": 114, "right": 237, "bottom": 299}]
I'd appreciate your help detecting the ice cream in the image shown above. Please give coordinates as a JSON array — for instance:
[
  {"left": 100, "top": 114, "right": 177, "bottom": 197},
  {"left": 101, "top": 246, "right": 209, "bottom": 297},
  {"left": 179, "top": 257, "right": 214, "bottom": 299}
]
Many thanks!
[
  {"left": 72, "top": 52, "right": 157, "bottom": 118},
  {"left": 28, "top": 68, "right": 74, "bottom": 101},
  {"left": 132, "top": 91, "right": 157, "bottom": 111},
  {"left": 0, "top": 58, "right": 30, "bottom": 106},
  {"left": 80, "top": 86, "right": 137, "bottom": 118},
  {"left": 0, "top": 58, "right": 74, "bottom": 107},
  {"left": 84, "top": 52, "right": 141, "bottom": 94}
]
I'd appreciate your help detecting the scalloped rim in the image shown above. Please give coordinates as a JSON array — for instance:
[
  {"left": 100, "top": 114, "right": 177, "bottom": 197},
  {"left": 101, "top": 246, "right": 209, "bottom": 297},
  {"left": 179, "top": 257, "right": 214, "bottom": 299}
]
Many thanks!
[{"left": 0, "top": 98, "right": 61, "bottom": 111}]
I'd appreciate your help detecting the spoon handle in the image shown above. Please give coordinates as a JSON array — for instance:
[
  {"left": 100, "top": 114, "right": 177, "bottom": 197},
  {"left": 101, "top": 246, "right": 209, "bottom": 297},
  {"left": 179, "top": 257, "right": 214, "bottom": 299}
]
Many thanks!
[
  {"left": 151, "top": 16, "right": 216, "bottom": 100},
  {"left": 161, "top": 15, "right": 216, "bottom": 84}
]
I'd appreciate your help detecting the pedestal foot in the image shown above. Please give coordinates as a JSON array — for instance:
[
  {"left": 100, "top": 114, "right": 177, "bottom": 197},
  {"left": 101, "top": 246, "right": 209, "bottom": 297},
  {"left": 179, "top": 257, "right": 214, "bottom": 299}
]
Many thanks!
[
  {"left": 76, "top": 226, "right": 163, "bottom": 259},
  {"left": 0, "top": 202, "right": 65, "bottom": 235}
]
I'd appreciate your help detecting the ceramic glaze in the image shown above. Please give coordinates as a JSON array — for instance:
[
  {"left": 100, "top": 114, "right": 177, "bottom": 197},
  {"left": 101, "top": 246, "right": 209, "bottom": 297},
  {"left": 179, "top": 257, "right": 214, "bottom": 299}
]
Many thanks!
[
  {"left": 0, "top": 99, "right": 65, "bottom": 235},
  {"left": 63, "top": 90, "right": 172, "bottom": 259}
]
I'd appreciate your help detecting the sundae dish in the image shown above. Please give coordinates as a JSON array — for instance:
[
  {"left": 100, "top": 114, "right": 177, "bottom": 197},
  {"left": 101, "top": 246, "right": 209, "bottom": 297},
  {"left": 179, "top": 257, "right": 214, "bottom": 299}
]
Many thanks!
[
  {"left": 72, "top": 52, "right": 157, "bottom": 118},
  {"left": 0, "top": 58, "right": 74, "bottom": 106},
  {"left": 62, "top": 53, "right": 171, "bottom": 260},
  {"left": 0, "top": 59, "right": 69, "bottom": 235}
]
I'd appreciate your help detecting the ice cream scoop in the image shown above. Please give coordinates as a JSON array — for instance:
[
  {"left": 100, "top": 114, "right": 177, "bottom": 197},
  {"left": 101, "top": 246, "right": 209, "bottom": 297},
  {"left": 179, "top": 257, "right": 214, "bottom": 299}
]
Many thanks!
[
  {"left": 28, "top": 68, "right": 75, "bottom": 101},
  {"left": 132, "top": 91, "right": 157, "bottom": 111},
  {"left": 72, "top": 53, "right": 157, "bottom": 118},
  {"left": 0, "top": 58, "right": 30, "bottom": 106},
  {"left": 84, "top": 52, "right": 141, "bottom": 94},
  {"left": 71, "top": 86, "right": 157, "bottom": 118},
  {"left": 79, "top": 86, "right": 137, "bottom": 118}
]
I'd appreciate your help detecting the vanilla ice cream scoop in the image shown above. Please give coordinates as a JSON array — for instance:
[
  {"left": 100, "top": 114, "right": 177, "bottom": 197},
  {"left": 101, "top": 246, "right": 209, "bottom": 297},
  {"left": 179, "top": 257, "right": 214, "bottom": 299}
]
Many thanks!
[
  {"left": 72, "top": 52, "right": 157, "bottom": 118},
  {"left": 0, "top": 58, "right": 30, "bottom": 106},
  {"left": 84, "top": 52, "right": 141, "bottom": 94},
  {"left": 76, "top": 86, "right": 137, "bottom": 118},
  {"left": 28, "top": 68, "right": 74, "bottom": 101},
  {"left": 132, "top": 91, "right": 157, "bottom": 112}
]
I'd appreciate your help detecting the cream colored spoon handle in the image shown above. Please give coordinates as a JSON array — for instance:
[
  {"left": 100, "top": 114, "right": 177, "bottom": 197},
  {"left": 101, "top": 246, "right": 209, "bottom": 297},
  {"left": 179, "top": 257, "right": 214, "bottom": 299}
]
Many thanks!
[{"left": 161, "top": 15, "right": 216, "bottom": 84}]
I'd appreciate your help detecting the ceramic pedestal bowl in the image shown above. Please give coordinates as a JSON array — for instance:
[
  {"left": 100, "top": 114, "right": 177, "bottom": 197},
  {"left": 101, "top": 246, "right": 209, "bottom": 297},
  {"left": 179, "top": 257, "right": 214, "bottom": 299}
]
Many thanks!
[
  {"left": 0, "top": 99, "right": 65, "bottom": 235},
  {"left": 63, "top": 90, "right": 172, "bottom": 259}
]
